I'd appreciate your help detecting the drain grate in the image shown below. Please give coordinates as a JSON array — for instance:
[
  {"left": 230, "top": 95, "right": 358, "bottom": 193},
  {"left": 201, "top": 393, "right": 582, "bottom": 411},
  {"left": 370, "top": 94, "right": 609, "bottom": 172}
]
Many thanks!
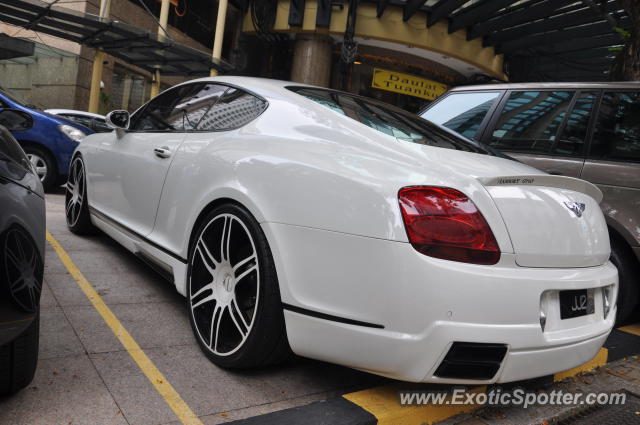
[{"left": 556, "top": 391, "right": 640, "bottom": 425}]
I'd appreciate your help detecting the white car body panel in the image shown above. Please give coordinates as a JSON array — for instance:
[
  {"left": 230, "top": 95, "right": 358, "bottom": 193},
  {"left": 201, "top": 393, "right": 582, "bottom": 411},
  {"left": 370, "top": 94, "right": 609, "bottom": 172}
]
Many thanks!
[
  {"left": 86, "top": 131, "right": 186, "bottom": 236},
  {"left": 74, "top": 76, "right": 617, "bottom": 383}
]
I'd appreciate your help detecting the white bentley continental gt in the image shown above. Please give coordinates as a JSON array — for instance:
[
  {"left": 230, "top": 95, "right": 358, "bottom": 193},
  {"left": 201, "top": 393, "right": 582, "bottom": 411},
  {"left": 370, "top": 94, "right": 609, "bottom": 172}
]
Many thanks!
[{"left": 66, "top": 77, "right": 617, "bottom": 384}]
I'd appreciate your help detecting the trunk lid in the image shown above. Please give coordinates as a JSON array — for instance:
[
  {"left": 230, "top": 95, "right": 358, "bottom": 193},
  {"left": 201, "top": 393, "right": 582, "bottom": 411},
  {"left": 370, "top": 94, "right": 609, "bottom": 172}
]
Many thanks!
[{"left": 479, "top": 175, "right": 610, "bottom": 268}]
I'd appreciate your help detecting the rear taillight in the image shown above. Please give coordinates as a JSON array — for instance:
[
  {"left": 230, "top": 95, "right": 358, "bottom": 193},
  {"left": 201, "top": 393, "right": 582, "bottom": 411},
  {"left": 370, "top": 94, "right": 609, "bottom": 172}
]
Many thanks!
[{"left": 398, "top": 186, "right": 500, "bottom": 265}]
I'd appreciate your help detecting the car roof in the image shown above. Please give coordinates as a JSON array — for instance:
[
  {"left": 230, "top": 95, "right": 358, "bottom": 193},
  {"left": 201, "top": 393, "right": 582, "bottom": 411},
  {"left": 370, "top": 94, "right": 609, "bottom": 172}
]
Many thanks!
[
  {"left": 176, "top": 76, "right": 317, "bottom": 101},
  {"left": 45, "top": 109, "right": 106, "bottom": 119},
  {"left": 448, "top": 82, "right": 640, "bottom": 92}
]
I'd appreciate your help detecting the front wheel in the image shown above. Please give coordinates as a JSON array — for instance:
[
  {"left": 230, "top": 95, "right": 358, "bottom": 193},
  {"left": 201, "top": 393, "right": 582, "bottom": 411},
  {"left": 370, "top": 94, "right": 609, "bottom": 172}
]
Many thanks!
[
  {"left": 66, "top": 156, "right": 96, "bottom": 235},
  {"left": 187, "top": 203, "right": 290, "bottom": 368},
  {"left": 25, "top": 146, "right": 57, "bottom": 192}
]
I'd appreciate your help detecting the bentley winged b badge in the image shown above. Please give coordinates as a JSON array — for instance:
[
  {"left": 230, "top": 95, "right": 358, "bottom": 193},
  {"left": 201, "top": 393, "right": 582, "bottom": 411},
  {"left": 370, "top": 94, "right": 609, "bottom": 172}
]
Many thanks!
[{"left": 564, "top": 202, "right": 586, "bottom": 218}]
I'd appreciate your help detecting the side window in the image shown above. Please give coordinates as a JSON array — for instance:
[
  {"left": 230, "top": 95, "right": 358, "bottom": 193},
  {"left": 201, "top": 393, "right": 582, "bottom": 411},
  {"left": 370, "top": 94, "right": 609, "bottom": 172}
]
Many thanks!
[
  {"left": 420, "top": 91, "right": 501, "bottom": 141},
  {"left": 197, "top": 87, "right": 267, "bottom": 131},
  {"left": 131, "top": 83, "right": 226, "bottom": 131},
  {"left": 64, "top": 114, "right": 93, "bottom": 129},
  {"left": 590, "top": 91, "right": 640, "bottom": 162},
  {"left": 553, "top": 91, "right": 597, "bottom": 156},
  {"left": 92, "top": 119, "right": 112, "bottom": 133},
  {"left": 489, "top": 91, "right": 574, "bottom": 154},
  {"left": 0, "top": 127, "right": 30, "bottom": 170}
]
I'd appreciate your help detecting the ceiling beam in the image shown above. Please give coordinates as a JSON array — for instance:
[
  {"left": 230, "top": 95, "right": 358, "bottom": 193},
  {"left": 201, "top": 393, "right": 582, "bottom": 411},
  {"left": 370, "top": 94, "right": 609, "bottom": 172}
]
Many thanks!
[
  {"left": 498, "top": 21, "right": 621, "bottom": 54},
  {"left": 467, "top": 0, "right": 577, "bottom": 40},
  {"left": 426, "top": 0, "right": 467, "bottom": 28},
  {"left": 376, "top": 0, "right": 389, "bottom": 17},
  {"left": 288, "top": 0, "right": 305, "bottom": 27},
  {"left": 484, "top": 6, "right": 602, "bottom": 47},
  {"left": 449, "top": 0, "right": 519, "bottom": 33},
  {"left": 316, "top": 0, "right": 331, "bottom": 27},
  {"left": 506, "top": 33, "right": 623, "bottom": 55},
  {"left": 403, "top": 0, "right": 425, "bottom": 21}
]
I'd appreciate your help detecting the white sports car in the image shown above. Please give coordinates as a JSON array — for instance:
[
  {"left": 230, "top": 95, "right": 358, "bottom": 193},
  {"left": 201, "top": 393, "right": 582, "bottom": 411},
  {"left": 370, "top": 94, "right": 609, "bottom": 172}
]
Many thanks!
[{"left": 66, "top": 77, "right": 617, "bottom": 384}]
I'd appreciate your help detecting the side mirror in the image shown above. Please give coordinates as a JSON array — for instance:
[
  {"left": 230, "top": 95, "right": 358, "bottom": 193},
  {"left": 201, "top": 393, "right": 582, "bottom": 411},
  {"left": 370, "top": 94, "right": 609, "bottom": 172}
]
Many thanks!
[
  {"left": 0, "top": 109, "right": 33, "bottom": 131},
  {"left": 106, "top": 110, "right": 130, "bottom": 130}
]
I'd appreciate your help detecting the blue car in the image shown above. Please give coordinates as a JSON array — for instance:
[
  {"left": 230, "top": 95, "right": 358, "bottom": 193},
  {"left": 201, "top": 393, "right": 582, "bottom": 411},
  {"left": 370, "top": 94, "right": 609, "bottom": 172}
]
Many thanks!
[{"left": 0, "top": 88, "right": 93, "bottom": 191}]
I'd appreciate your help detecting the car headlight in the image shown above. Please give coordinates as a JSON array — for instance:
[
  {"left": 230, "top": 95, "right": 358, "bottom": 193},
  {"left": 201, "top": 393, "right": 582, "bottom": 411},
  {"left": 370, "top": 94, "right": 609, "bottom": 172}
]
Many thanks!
[{"left": 58, "top": 124, "right": 86, "bottom": 142}]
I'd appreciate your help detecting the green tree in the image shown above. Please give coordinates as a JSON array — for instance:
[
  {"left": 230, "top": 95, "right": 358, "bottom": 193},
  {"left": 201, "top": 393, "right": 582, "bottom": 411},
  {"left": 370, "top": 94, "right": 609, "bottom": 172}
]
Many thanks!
[{"left": 613, "top": 0, "right": 640, "bottom": 80}]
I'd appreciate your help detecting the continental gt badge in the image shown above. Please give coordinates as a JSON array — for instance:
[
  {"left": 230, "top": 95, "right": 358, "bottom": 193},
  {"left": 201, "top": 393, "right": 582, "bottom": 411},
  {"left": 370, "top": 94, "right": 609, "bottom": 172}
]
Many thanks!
[{"left": 564, "top": 202, "right": 586, "bottom": 217}]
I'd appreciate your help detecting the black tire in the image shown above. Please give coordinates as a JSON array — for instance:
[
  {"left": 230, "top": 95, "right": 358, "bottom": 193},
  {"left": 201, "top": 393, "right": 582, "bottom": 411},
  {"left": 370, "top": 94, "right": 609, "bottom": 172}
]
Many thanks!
[
  {"left": 187, "top": 203, "right": 290, "bottom": 368},
  {"left": 611, "top": 238, "right": 640, "bottom": 325},
  {"left": 0, "top": 312, "right": 39, "bottom": 396},
  {"left": 24, "top": 146, "right": 57, "bottom": 192},
  {"left": 65, "top": 155, "right": 97, "bottom": 235}
]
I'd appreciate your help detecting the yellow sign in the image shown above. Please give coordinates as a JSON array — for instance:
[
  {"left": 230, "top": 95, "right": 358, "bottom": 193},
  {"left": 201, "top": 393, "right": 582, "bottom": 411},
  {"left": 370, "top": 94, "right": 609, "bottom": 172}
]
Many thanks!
[{"left": 371, "top": 68, "right": 447, "bottom": 101}]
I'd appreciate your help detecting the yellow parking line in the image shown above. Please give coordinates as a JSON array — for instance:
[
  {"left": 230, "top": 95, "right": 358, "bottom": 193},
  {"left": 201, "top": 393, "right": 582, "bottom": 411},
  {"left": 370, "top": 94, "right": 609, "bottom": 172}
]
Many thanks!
[
  {"left": 343, "top": 385, "right": 485, "bottom": 425},
  {"left": 618, "top": 324, "right": 640, "bottom": 336},
  {"left": 553, "top": 347, "right": 608, "bottom": 382},
  {"left": 46, "top": 232, "right": 204, "bottom": 425}
]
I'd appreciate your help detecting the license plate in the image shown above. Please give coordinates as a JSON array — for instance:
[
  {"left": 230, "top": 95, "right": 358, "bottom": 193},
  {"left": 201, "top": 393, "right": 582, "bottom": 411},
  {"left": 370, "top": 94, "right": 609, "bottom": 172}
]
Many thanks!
[{"left": 560, "top": 289, "right": 595, "bottom": 319}]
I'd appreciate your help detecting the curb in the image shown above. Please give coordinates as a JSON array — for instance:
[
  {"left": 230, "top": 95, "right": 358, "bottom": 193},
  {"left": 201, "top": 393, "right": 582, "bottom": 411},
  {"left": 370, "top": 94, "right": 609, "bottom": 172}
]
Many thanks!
[{"left": 227, "top": 326, "right": 640, "bottom": 425}]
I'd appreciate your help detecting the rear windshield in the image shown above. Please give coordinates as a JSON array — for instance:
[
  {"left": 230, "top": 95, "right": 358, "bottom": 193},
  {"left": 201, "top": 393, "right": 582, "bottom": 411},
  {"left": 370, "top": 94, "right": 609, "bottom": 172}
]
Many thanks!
[{"left": 287, "top": 87, "right": 498, "bottom": 156}]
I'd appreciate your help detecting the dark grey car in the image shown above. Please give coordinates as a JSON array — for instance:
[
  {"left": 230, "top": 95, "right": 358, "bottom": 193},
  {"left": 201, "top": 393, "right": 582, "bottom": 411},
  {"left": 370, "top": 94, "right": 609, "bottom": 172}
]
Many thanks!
[
  {"left": 420, "top": 82, "right": 640, "bottom": 324},
  {"left": 0, "top": 124, "right": 45, "bottom": 395}
]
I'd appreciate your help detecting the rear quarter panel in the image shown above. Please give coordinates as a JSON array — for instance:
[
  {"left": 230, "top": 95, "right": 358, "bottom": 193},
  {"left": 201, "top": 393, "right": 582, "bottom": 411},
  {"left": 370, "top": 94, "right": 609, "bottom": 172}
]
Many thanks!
[{"left": 149, "top": 99, "right": 517, "bottom": 261}]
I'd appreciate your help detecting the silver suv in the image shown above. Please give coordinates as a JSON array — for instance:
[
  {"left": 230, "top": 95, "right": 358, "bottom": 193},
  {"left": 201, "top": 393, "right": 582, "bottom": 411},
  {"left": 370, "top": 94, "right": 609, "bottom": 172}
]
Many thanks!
[{"left": 420, "top": 83, "right": 640, "bottom": 324}]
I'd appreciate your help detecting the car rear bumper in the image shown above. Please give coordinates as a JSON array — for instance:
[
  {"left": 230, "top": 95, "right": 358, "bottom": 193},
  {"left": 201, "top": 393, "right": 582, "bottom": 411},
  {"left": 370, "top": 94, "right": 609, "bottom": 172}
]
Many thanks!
[{"left": 266, "top": 222, "right": 618, "bottom": 384}]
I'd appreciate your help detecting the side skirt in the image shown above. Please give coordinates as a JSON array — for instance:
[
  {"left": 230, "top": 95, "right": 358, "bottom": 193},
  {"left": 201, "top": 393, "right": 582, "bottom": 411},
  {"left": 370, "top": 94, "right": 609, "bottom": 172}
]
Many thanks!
[{"left": 89, "top": 208, "right": 189, "bottom": 296}]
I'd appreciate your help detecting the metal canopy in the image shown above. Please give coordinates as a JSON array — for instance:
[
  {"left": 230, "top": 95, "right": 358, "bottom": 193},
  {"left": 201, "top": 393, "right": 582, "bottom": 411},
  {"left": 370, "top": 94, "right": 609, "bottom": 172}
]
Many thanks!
[
  {"left": 0, "top": 33, "right": 34, "bottom": 59},
  {"left": 271, "top": 0, "right": 632, "bottom": 81},
  {"left": 0, "top": 0, "right": 233, "bottom": 76}
]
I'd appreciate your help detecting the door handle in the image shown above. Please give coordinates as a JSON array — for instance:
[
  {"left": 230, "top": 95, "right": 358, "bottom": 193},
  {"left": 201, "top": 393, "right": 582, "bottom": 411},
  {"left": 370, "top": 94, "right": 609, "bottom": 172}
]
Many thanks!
[{"left": 154, "top": 146, "right": 171, "bottom": 159}]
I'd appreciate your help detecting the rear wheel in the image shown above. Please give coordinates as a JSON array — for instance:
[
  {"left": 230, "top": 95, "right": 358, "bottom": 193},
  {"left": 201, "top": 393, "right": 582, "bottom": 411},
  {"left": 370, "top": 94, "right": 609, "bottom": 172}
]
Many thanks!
[
  {"left": 611, "top": 238, "right": 640, "bottom": 325},
  {"left": 25, "top": 146, "right": 57, "bottom": 192},
  {"left": 187, "top": 203, "right": 290, "bottom": 368},
  {"left": 66, "top": 156, "right": 96, "bottom": 235}
]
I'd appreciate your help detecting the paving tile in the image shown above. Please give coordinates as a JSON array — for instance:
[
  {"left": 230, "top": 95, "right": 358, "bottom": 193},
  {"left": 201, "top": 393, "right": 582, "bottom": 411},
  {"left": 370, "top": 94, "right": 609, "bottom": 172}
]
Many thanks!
[
  {"left": 39, "top": 306, "right": 86, "bottom": 360},
  {"left": 144, "top": 344, "right": 382, "bottom": 418},
  {"left": 81, "top": 270, "right": 180, "bottom": 306},
  {"left": 0, "top": 354, "right": 128, "bottom": 425},
  {"left": 63, "top": 301, "right": 193, "bottom": 354},
  {"left": 39, "top": 281, "right": 59, "bottom": 310},
  {"left": 62, "top": 304, "right": 123, "bottom": 354},
  {"left": 145, "top": 344, "right": 274, "bottom": 416},
  {"left": 89, "top": 350, "right": 182, "bottom": 425}
]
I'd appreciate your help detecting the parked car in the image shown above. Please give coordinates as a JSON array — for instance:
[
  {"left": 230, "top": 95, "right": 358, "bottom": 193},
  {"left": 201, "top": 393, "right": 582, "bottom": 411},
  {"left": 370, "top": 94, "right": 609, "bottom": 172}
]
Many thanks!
[
  {"left": 0, "top": 125, "right": 45, "bottom": 396},
  {"left": 46, "top": 109, "right": 112, "bottom": 133},
  {"left": 0, "top": 88, "right": 92, "bottom": 191},
  {"left": 67, "top": 77, "right": 616, "bottom": 384},
  {"left": 420, "top": 83, "right": 640, "bottom": 324}
]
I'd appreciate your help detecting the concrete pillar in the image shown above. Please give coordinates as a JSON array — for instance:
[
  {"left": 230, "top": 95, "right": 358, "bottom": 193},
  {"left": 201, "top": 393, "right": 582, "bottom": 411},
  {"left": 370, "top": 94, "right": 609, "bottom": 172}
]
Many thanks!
[
  {"left": 210, "top": 0, "right": 228, "bottom": 77},
  {"left": 290, "top": 34, "right": 333, "bottom": 87}
]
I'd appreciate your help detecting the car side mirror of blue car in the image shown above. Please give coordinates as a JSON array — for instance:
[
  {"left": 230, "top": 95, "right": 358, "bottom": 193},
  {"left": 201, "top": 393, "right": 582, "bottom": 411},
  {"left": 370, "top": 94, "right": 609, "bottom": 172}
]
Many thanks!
[{"left": 106, "top": 110, "right": 130, "bottom": 130}]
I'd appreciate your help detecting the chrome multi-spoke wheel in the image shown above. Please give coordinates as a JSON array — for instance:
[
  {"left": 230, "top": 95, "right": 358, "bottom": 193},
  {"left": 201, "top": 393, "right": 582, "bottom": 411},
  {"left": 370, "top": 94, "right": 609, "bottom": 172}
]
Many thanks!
[
  {"left": 188, "top": 204, "right": 290, "bottom": 368},
  {"left": 27, "top": 153, "right": 47, "bottom": 182},
  {"left": 190, "top": 213, "right": 259, "bottom": 356},
  {"left": 66, "top": 157, "right": 85, "bottom": 227},
  {"left": 3, "top": 227, "right": 43, "bottom": 313},
  {"left": 24, "top": 147, "right": 56, "bottom": 191},
  {"left": 65, "top": 155, "right": 95, "bottom": 235}
]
